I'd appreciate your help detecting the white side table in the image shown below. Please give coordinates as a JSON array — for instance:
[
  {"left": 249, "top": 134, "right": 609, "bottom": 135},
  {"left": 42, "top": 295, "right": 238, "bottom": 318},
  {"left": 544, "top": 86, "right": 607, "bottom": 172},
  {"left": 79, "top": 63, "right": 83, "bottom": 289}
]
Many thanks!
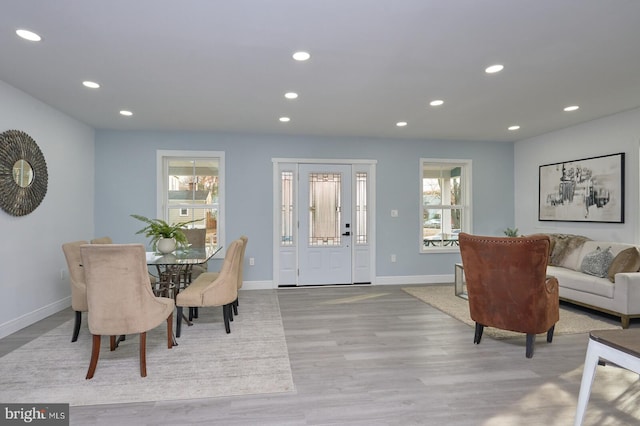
[
  {"left": 454, "top": 263, "right": 467, "bottom": 299},
  {"left": 574, "top": 329, "right": 640, "bottom": 425}
]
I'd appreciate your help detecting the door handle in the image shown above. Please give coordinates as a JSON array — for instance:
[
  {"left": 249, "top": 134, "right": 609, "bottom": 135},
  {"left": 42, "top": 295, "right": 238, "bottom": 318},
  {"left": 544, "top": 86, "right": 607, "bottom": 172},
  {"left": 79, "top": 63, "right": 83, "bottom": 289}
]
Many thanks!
[{"left": 342, "top": 231, "right": 351, "bottom": 236}]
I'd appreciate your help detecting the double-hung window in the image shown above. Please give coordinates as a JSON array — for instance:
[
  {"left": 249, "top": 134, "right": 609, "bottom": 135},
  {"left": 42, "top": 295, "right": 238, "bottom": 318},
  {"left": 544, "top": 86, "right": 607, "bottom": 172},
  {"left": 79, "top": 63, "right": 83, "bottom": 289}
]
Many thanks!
[
  {"left": 420, "top": 158, "right": 471, "bottom": 252},
  {"left": 158, "top": 150, "right": 224, "bottom": 252}
]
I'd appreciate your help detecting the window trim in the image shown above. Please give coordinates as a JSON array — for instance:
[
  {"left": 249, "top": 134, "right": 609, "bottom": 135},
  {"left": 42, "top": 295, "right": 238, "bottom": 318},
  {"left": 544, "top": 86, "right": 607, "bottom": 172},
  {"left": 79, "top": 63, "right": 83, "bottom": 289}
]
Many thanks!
[
  {"left": 157, "top": 150, "right": 225, "bottom": 257},
  {"left": 419, "top": 158, "right": 472, "bottom": 253}
]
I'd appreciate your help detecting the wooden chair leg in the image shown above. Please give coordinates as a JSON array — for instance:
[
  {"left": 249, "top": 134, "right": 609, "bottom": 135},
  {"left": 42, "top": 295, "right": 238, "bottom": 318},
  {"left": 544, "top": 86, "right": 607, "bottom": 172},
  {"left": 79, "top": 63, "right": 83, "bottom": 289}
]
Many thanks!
[
  {"left": 176, "top": 307, "right": 183, "bottom": 337},
  {"left": 110, "top": 335, "right": 117, "bottom": 351},
  {"left": 139, "top": 332, "right": 147, "bottom": 377},
  {"left": 86, "top": 334, "right": 101, "bottom": 379},
  {"left": 71, "top": 311, "right": 82, "bottom": 342},
  {"left": 526, "top": 333, "right": 536, "bottom": 358},
  {"left": 474, "top": 323, "right": 484, "bottom": 344},
  {"left": 166, "top": 313, "right": 173, "bottom": 349}
]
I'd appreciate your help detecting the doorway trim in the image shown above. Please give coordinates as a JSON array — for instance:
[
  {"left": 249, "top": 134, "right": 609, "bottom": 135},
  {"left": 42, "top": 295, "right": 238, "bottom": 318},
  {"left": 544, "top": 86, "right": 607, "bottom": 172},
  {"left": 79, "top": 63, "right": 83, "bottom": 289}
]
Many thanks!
[{"left": 272, "top": 158, "right": 377, "bottom": 287}]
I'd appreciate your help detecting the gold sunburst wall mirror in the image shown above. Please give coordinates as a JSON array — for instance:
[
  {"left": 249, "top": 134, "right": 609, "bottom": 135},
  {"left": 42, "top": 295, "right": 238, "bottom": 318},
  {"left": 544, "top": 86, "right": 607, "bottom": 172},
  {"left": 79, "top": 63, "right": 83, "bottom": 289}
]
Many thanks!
[{"left": 0, "top": 130, "right": 48, "bottom": 216}]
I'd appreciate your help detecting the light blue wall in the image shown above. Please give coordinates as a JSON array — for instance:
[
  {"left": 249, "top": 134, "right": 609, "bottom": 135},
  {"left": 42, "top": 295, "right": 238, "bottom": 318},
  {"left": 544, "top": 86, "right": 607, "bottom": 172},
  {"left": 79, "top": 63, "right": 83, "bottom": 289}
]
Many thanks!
[
  {"left": 0, "top": 80, "right": 94, "bottom": 338},
  {"left": 95, "top": 130, "right": 514, "bottom": 283}
]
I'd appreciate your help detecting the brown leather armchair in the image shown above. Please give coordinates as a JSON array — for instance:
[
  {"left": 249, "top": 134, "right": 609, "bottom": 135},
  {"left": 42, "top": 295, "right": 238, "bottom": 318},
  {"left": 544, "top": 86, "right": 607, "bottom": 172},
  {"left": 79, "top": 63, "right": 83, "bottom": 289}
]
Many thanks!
[{"left": 458, "top": 233, "right": 559, "bottom": 358}]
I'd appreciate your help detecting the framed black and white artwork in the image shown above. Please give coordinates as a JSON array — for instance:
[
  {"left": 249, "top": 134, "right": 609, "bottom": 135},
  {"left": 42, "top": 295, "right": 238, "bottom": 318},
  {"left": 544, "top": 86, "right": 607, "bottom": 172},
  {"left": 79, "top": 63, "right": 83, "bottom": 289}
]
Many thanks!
[{"left": 538, "top": 152, "right": 624, "bottom": 223}]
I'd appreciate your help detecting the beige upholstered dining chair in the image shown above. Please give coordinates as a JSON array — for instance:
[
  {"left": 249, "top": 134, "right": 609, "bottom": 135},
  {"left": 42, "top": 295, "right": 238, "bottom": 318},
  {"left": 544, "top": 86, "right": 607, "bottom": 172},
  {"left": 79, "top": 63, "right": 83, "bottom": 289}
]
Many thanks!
[
  {"left": 89, "top": 234, "right": 163, "bottom": 288},
  {"left": 233, "top": 235, "right": 248, "bottom": 315},
  {"left": 80, "top": 243, "right": 175, "bottom": 379},
  {"left": 187, "top": 235, "right": 248, "bottom": 320},
  {"left": 180, "top": 228, "right": 208, "bottom": 287},
  {"left": 62, "top": 240, "right": 89, "bottom": 342},
  {"left": 175, "top": 239, "right": 243, "bottom": 335}
]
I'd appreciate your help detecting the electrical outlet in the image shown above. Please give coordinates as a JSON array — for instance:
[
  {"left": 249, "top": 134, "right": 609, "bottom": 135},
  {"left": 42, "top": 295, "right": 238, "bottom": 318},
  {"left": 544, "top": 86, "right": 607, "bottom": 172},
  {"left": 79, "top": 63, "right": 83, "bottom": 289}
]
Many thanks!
[
  {"left": 391, "top": 254, "right": 396, "bottom": 263},
  {"left": 249, "top": 257, "right": 255, "bottom": 266},
  {"left": 391, "top": 209, "right": 398, "bottom": 217}
]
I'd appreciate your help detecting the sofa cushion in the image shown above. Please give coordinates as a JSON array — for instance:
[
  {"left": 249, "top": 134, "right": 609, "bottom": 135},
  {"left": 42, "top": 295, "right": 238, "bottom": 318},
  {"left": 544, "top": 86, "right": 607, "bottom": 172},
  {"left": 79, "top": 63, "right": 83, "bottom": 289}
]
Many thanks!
[
  {"left": 548, "top": 234, "right": 591, "bottom": 270},
  {"left": 548, "top": 265, "right": 615, "bottom": 299},
  {"left": 580, "top": 246, "right": 613, "bottom": 278},
  {"left": 607, "top": 247, "right": 640, "bottom": 282}
]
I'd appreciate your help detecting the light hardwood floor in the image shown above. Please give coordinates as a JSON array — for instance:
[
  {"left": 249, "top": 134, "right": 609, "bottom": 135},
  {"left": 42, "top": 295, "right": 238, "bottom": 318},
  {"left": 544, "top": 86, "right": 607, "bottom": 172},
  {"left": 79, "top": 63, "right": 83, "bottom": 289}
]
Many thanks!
[{"left": 2, "top": 285, "right": 639, "bottom": 425}]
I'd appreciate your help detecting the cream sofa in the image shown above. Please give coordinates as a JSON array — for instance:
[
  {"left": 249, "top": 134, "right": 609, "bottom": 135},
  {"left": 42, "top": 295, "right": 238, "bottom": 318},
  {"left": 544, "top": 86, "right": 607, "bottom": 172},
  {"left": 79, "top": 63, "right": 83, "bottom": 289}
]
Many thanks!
[{"left": 545, "top": 235, "right": 640, "bottom": 328}]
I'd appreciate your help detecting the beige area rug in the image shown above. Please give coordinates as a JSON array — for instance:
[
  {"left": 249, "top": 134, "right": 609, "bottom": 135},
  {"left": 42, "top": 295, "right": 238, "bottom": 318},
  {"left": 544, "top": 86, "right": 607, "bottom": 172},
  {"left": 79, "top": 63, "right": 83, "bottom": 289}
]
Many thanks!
[
  {"left": 403, "top": 285, "right": 621, "bottom": 339},
  {"left": 0, "top": 290, "right": 294, "bottom": 406}
]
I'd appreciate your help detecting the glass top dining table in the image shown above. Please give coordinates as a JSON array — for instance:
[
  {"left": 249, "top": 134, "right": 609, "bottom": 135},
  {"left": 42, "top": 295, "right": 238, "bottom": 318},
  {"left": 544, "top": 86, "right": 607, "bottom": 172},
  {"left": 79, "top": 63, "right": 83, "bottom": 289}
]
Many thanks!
[
  {"left": 146, "top": 244, "right": 222, "bottom": 266},
  {"left": 146, "top": 244, "right": 222, "bottom": 329}
]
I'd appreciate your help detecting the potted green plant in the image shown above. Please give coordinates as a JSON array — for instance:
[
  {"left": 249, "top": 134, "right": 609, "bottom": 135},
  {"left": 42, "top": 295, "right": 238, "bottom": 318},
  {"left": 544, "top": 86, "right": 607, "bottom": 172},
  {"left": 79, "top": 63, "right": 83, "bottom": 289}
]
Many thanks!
[
  {"left": 131, "top": 214, "right": 198, "bottom": 253},
  {"left": 504, "top": 227, "right": 520, "bottom": 237}
]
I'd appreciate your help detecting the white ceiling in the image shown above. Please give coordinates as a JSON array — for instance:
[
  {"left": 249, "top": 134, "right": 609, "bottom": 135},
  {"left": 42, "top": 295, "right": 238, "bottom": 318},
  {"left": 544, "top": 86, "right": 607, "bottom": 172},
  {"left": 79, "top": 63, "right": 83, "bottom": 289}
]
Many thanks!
[{"left": 2, "top": 0, "right": 640, "bottom": 142}]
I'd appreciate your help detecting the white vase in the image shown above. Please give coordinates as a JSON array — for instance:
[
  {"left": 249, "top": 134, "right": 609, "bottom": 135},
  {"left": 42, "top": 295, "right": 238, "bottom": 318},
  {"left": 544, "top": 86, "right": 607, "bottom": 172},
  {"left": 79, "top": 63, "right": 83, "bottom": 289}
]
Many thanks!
[{"left": 157, "top": 238, "right": 176, "bottom": 254}]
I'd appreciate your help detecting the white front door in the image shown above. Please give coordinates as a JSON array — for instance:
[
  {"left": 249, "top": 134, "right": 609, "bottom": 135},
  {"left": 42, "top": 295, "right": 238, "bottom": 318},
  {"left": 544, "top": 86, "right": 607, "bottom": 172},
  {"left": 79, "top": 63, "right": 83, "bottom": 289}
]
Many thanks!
[{"left": 298, "top": 164, "right": 352, "bottom": 285}]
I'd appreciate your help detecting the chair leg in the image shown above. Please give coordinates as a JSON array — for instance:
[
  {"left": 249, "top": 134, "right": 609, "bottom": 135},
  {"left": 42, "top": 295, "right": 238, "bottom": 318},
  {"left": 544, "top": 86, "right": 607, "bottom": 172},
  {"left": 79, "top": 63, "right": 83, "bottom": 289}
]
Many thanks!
[
  {"left": 110, "top": 335, "right": 117, "bottom": 351},
  {"left": 474, "top": 323, "right": 484, "bottom": 344},
  {"left": 167, "top": 313, "right": 173, "bottom": 349},
  {"left": 86, "top": 334, "right": 101, "bottom": 380},
  {"left": 176, "top": 307, "right": 183, "bottom": 337},
  {"left": 233, "top": 297, "right": 238, "bottom": 316},
  {"left": 526, "top": 333, "right": 536, "bottom": 358},
  {"left": 188, "top": 307, "right": 194, "bottom": 321},
  {"left": 139, "top": 332, "right": 147, "bottom": 377},
  {"left": 223, "top": 304, "right": 231, "bottom": 334},
  {"left": 547, "top": 324, "right": 555, "bottom": 343},
  {"left": 71, "top": 311, "right": 82, "bottom": 342},
  {"left": 193, "top": 307, "right": 199, "bottom": 319}
]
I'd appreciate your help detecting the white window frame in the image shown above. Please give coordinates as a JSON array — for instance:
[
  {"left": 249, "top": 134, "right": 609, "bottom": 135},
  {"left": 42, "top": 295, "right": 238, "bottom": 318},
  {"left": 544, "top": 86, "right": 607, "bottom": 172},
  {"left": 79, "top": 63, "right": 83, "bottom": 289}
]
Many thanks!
[
  {"left": 157, "top": 150, "right": 225, "bottom": 257},
  {"left": 419, "top": 158, "right": 472, "bottom": 253}
]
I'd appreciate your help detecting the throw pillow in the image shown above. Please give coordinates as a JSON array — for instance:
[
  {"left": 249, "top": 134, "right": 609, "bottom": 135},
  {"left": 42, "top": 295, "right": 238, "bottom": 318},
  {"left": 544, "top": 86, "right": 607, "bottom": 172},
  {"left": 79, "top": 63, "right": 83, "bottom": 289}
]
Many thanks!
[
  {"left": 549, "top": 234, "right": 591, "bottom": 267},
  {"left": 607, "top": 247, "right": 640, "bottom": 282},
  {"left": 580, "top": 246, "right": 614, "bottom": 278}
]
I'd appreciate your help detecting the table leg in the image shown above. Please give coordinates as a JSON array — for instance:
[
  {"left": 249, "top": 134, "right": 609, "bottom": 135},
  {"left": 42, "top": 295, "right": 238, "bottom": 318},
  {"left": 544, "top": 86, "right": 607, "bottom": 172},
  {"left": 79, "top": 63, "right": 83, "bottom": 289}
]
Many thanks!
[{"left": 574, "top": 339, "right": 599, "bottom": 425}]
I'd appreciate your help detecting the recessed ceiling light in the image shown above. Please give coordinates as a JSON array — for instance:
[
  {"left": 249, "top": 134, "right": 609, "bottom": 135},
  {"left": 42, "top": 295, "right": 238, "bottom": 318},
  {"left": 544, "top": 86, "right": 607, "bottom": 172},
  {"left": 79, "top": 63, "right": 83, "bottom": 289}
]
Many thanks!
[
  {"left": 292, "top": 51, "right": 311, "bottom": 61},
  {"left": 279, "top": 117, "right": 291, "bottom": 122},
  {"left": 564, "top": 105, "right": 580, "bottom": 112},
  {"left": 396, "top": 121, "right": 408, "bottom": 127},
  {"left": 16, "top": 29, "right": 41, "bottom": 42},
  {"left": 508, "top": 125, "right": 520, "bottom": 131},
  {"left": 485, "top": 64, "right": 504, "bottom": 74},
  {"left": 119, "top": 110, "right": 133, "bottom": 117},
  {"left": 82, "top": 81, "right": 100, "bottom": 89},
  {"left": 429, "top": 100, "right": 444, "bottom": 106},
  {"left": 284, "top": 92, "right": 298, "bottom": 99}
]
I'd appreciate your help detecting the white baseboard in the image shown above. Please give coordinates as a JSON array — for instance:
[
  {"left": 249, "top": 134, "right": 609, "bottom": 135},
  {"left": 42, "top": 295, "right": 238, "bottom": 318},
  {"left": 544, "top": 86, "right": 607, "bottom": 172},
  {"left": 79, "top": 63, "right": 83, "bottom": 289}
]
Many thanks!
[
  {"left": 0, "top": 297, "right": 71, "bottom": 340},
  {"left": 241, "top": 280, "right": 276, "bottom": 290}
]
